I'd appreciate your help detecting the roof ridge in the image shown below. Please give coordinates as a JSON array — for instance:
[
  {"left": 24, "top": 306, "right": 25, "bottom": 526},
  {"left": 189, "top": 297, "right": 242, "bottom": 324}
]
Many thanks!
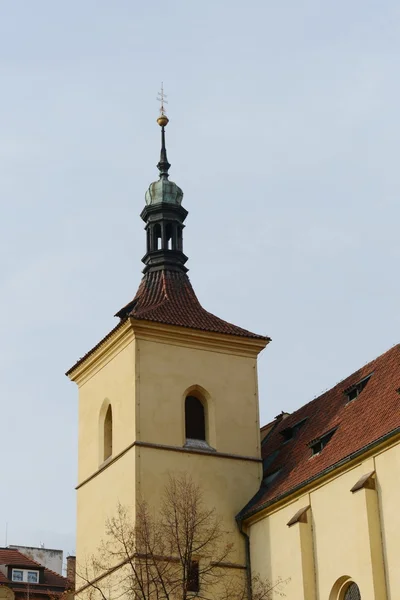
[
  {"left": 242, "top": 342, "right": 400, "bottom": 519},
  {"left": 272, "top": 343, "right": 400, "bottom": 425}
]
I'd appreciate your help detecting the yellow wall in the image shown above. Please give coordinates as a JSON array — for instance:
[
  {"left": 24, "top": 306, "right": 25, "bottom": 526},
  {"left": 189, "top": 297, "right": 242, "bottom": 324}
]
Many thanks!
[
  {"left": 136, "top": 335, "right": 261, "bottom": 456},
  {"left": 248, "top": 442, "right": 399, "bottom": 600},
  {"left": 76, "top": 451, "right": 136, "bottom": 570},
  {"left": 71, "top": 320, "right": 266, "bottom": 594},
  {"left": 249, "top": 497, "right": 308, "bottom": 596},
  {"left": 137, "top": 445, "right": 261, "bottom": 564},
  {"left": 0, "top": 588, "right": 14, "bottom": 600},
  {"left": 375, "top": 443, "right": 400, "bottom": 599},
  {"left": 76, "top": 335, "right": 136, "bottom": 482}
]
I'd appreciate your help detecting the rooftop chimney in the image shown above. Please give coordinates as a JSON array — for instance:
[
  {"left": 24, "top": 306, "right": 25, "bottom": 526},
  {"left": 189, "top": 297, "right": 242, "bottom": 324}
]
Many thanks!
[{"left": 66, "top": 555, "right": 76, "bottom": 591}]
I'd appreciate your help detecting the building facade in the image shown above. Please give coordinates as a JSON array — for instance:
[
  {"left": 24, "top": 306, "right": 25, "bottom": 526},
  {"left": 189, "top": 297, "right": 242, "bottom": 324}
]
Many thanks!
[
  {"left": 68, "top": 112, "right": 400, "bottom": 600},
  {"left": 239, "top": 345, "right": 400, "bottom": 600},
  {"left": 0, "top": 548, "right": 71, "bottom": 600},
  {"left": 7, "top": 548, "right": 63, "bottom": 578}
]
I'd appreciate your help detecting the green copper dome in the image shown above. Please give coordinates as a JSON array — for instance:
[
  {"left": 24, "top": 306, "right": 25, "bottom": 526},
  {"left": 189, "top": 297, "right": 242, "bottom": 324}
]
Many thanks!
[
  {"left": 145, "top": 111, "right": 183, "bottom": 206},
  {"left": 145, "top": 178, "right": 183, "bottom": 206}
]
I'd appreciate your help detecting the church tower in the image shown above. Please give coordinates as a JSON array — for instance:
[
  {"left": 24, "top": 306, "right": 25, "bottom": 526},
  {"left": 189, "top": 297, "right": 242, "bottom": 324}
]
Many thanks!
[{"left": 67, "top": 103, "right": 269, "bottom": 589}]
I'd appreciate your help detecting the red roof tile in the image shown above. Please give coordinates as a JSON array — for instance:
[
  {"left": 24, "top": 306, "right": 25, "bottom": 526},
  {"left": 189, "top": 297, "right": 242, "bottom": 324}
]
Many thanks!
[
  {"left": 240, "top": 344, "right": 400, "bottom": 519},
  {"left": 117, "top": 270, "right": 268, "bottom": 339},
  {"left": 0, "top": 549, "right": 41, "bottom": 568},
  {"left": 0, "top": 549, "right": 67, "bottom": 590},
  {"left": 67, "top": 270, "right": 269, "bottom": 375}
]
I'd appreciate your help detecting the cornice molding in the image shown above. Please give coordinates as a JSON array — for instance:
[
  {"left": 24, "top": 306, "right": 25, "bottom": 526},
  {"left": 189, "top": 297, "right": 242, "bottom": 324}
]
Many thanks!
[
  {"left": 241, "top": 428, "right": 400, "bottom": 526},
  {"left": 130, "top": 318, "right": 268, "bottom": 357},
  {"left": 67, "top": 316, "right": 268, "bottom": 386},
  {"left": 76, "top": 440, "right": 261, "bottom": 490},
  {"left": 67, "top": 321, "right": 133, "bottom": 386}
]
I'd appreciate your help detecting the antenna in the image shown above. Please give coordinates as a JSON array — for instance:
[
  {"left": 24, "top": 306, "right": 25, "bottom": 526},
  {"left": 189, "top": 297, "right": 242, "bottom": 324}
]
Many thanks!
[
  {"left": 5, "top": 522, "right": 7, "bottom": 546},
  {"left": 157, "top": 82, "right": 168, "bottom": 116}
]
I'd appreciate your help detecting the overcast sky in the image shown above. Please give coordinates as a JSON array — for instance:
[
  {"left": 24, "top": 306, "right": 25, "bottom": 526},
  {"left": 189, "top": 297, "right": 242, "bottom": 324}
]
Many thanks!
[{"left": 0, "top": 0, "right": 399, "bottom": 564}]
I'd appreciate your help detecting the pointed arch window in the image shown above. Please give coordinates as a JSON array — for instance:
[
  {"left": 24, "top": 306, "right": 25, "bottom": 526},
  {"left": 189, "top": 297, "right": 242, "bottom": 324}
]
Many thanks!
[
  {"left": 104, "top": 405, "right": 113, "bottom": 461},
  {"left": 185, "top": 396, "right": 206, "bottom": 441},
  {"left": 343, "top": 583, "right": 361, "bottom": 600}
]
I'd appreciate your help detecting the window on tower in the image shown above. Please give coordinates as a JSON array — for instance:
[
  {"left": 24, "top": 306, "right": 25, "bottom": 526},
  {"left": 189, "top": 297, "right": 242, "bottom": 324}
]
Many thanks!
[
  {"left": 165, "top": 222, "right": 173, "bottom": 250},
  {"left": 153, "top": 223, "right": 162, "bottom": 250},
  {"left": 104, "top": 404, "right": 113, "bottom": 461},
  {"left": 187, "top": 560, "right": 200, "bottom": 592},
  {"left": 185, "top": 396, "right": 206, "bottom": 442}
]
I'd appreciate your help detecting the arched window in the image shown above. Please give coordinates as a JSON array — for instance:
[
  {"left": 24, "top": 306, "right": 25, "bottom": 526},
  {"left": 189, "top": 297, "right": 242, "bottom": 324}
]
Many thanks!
[
  {"left": 165, "top": 223, "right": 173, "bottom": 250},
  {"left": 153, "top": 224, "right": 162, "bottom": 250},
  {"left": 103, "top": 405, "right": 113, "bottom": 461},
  {"left": 343, "top": 583, "right": 361, "bottom": 600},
  {"left": 185, "top": 396, "right": 206, "bottom": 441}
]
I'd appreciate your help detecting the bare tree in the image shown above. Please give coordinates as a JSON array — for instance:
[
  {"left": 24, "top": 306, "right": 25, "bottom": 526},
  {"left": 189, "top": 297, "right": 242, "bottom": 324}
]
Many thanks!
[{"left": 78, "top": 474, "right": 288, "bottom": 600}]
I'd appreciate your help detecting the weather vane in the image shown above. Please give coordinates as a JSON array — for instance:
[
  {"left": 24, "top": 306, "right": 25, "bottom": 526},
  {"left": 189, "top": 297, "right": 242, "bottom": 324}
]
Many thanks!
[
  {"left": 157, "top": 82, "right": 168, "bottom": 116},
  {"left": 156, "top": 82, "right": 169, "bottom": 127}
]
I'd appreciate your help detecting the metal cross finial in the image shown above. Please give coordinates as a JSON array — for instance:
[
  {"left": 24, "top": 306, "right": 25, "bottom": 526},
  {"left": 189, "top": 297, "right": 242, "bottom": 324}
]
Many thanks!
[{"left": 157, "top": 82, "right": 168, "bottom": 116}]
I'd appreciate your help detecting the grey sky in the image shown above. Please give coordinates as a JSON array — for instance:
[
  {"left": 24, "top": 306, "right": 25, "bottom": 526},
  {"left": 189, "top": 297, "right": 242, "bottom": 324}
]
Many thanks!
[{"left": 0, "top": 0, "right": 399, "bottom": 564}]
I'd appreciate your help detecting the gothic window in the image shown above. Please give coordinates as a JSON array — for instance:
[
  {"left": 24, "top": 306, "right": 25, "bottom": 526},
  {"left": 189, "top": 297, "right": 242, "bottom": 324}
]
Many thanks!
[
  {"left": 185, "top": 396, "right": 206, "bottom": 441},
  {"left": 104, "top": 404, "right": 113, "bottom": 461},
  {"left": 343, "top": 583, "right": 361, "bottom": 600}
]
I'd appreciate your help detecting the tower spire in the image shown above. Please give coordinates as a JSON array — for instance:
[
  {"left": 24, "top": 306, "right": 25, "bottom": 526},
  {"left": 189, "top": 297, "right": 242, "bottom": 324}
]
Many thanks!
[
  {"left": 156, "top": 83, "right": 170, "bottom": 179},
  {"left": 141, "top": 86, "right": 188, "bottom": 274}
]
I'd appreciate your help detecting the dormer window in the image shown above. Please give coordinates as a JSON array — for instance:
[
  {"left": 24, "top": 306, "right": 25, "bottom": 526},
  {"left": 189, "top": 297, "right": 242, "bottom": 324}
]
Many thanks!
[
  {"left": 308, "top": 428, "right": 337, "bottom": 456},
  {"left": 280, "top": 418, "right": 307, "bottom": 442},
  {"left": 27, "top": 571, "right": 39, "bottom": 583},
  {"left": 344, "top": 373, "right": 372, "bottom": 403},
  {"left": 12, "top": 569, "right": 39, "bottom": 583},
  {"left": 263, "top": 469, "right": 281, "bottom": 486}
]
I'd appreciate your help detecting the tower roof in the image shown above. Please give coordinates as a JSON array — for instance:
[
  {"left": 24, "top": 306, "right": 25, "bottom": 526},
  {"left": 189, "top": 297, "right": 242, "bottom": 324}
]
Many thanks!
[
  {"left": 115, "top": 269, "right": 268, "bottom": 339},
  {"left": 66, "top": 95, "right": 269, "bottom": 377}
]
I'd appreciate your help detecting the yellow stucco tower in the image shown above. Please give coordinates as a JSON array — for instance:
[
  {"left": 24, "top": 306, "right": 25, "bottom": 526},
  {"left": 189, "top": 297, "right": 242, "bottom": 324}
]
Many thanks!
[{"left": 67, "top": 109, "right": 269, "bottom": 588}]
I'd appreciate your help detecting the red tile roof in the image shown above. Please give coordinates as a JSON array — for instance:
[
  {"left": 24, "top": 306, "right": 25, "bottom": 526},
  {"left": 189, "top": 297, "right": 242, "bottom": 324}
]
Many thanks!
[
  {"left": 0, "top": 549, "right": 68, "bottom": 592},
  {"left": 116, "top": 270, "right": 268, "bottom": 339},
  {"left": 240, "top": 344, "right": 400, "bottom": 519},
  {"left": 0, "top": 549, "right": 40, "bottom": 568},
  {"left": 67, "top": 269, "right": 269, "bottom": 375}
]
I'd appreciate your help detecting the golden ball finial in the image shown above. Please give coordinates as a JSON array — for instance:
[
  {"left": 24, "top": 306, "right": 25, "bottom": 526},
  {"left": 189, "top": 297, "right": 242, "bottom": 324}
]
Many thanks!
[{"left": 157, "top": 114, "right": 169, "bottom": 127}]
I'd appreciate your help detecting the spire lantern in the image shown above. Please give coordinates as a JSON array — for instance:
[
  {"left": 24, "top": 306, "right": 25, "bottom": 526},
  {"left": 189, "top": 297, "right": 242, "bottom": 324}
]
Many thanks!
[
  {"left": 145, "top": 85, "right": 183, "bottom": 206},
  {"left": 141, "top": 86, "right": 188, "bottom": 274}
]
